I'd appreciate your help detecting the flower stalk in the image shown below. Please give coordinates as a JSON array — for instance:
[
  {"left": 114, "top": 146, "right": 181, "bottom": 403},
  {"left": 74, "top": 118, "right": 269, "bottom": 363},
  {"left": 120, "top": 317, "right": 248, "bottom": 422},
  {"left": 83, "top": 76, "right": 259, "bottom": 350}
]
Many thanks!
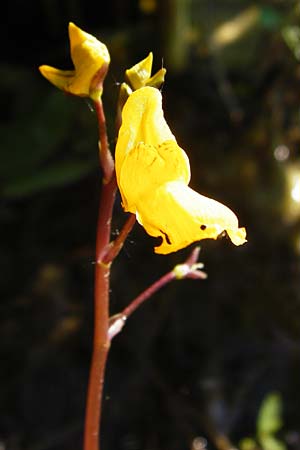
[
  {"left": 84, "top": 101, "right": 136, "bottom": 450},
  {"left": 122, "top": 246, "right": 207, "bottom": 318},
  {"left": 83, "top": 99, "right": 116, "bottom": 450},
  {"left": 94, "top": 99, "right": 115, "bottom": 184},
  {"left": 108, "top": 247, "right": 207, "bottom": 340}
]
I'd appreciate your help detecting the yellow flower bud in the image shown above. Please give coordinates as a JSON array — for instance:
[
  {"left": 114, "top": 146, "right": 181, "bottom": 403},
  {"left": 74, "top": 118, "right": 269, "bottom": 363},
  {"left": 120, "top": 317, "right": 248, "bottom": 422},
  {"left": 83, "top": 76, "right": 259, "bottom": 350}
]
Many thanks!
[
  {"left": 125, "top": 52, "right": 166, "bottom": 91},
  {"left": 39, "top": 22, "right": 110, "bottom": 100},
  {"left": 126, "top": 53, "right": 153, "bottom": 90},
  {"left": 115, "top": 86, "right": 246, "bottom": 254}
]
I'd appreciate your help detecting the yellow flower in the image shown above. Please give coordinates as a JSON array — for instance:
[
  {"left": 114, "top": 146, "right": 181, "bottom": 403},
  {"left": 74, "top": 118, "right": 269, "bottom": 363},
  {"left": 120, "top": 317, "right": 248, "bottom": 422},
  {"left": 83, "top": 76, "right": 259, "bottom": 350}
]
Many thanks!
[
  {"left": 39, "top": 22, "right": 110, "bottom": 100},
  {"left": 116, "top": 86, "right": 246, "bottom": 254}
]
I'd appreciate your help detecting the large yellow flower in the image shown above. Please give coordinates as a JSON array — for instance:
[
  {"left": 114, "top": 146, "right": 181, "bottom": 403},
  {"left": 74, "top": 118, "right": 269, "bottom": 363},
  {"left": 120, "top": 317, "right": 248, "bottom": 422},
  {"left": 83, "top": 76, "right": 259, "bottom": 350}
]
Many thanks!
[
  {"left": 39, "top": 22, "right": 110, "bottom": 100},
  {"left": 116, "top": 86, "right": 246, "bottom": 254}
]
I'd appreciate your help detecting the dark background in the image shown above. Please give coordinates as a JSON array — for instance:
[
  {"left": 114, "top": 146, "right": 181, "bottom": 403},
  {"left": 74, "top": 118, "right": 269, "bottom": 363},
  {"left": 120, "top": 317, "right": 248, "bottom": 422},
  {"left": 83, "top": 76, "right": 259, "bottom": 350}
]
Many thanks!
[{"left": 1, "top": 1, "right": 300, "bottom": 449}]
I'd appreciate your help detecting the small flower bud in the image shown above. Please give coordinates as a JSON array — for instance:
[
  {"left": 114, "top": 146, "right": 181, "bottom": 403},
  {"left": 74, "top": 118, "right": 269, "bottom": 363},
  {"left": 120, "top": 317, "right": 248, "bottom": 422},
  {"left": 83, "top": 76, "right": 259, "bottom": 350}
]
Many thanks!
[{"left": 39, "top": 22, "right": 110, "bottom": 100}]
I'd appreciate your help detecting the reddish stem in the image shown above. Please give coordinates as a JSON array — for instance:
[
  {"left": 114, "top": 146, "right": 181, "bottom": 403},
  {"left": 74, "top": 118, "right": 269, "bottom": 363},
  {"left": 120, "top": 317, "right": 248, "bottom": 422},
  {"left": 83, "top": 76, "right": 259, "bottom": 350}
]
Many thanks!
[
  {"left": 83, "top": 98, "right": 116, "bottom": 450},
  {"left": 94, "top": 99, "right": 114, "bottom": 184}
]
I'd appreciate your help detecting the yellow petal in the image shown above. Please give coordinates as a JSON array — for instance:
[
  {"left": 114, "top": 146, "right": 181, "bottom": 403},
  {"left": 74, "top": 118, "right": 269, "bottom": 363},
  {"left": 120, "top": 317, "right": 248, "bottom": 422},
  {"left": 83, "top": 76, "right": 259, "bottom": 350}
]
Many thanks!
[
  {"left": 69, "top": 22, "right": 92, "bottom": 53},
  {"left": 39, "top": 22, "right": 110, "bottom": 99},
  {"left": 145, "top": 67, "right": 167, "bottom": 89},
  {"left": 115, "top": 87, "right": 190, "bottom": 209},
  {"left": 116, "top": 86, "right": 190, "bottom": 175},
  {"left": 135, "top": 181, "right": 247, "bottom": 254},
  {"left": 39, "top": 66, "right": 75, "bottom": 91},
  {"left": 119, "top": 140, "right": 191, "bottom": 210},
  {"left": 68, "top": 22, "right": 110, "bottom": 97}
]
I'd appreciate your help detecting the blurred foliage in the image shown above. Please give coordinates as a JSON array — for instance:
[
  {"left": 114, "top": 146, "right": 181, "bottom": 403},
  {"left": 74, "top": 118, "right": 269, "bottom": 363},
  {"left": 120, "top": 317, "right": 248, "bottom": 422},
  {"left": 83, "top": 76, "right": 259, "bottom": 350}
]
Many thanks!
[
  {"left": 282, "top": 26, "right": 300, "bottom": 60},
  {"left": 1, "top": 1, "right": 300, "bottom": 450},
  {"left": 1, "top": 86, "right": 97, "bottom": 197},
  {"left": 257, "top": 392, "right": 283, "bottom": 437},
  {"left": 240, "top": 392, "right": 286, "bottom": 450}
]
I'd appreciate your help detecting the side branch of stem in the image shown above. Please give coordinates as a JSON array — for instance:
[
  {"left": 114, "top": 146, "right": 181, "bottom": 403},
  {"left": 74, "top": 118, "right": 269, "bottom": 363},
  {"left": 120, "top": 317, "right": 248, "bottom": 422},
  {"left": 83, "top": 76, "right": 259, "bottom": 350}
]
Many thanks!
[
  {"left": 102, "top": 214, "right": 136, "bottom": 264},
  {"left": 108, "top": 247, "right": 206, "bottom": 340}
]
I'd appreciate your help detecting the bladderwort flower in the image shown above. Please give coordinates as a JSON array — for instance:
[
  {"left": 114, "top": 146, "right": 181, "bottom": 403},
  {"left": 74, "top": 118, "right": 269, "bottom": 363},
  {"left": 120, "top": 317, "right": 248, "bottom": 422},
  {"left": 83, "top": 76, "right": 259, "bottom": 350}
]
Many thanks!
[
  {"left": 115, "top": 86, "right": 247, "bottom": 254},
  {"left": 39, "top": 22, "right": 110, "bottom": 101}
]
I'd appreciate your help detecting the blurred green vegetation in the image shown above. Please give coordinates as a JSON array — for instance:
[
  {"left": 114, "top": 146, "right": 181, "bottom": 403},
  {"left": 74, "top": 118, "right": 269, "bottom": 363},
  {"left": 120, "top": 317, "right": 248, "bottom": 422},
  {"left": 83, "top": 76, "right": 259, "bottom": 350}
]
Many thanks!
[
  {"left": 241, "top": 392, "right": 286, "bottom": 450},
  {"left": 1, "top": 1, "right": 300, "bottom": 450}
]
